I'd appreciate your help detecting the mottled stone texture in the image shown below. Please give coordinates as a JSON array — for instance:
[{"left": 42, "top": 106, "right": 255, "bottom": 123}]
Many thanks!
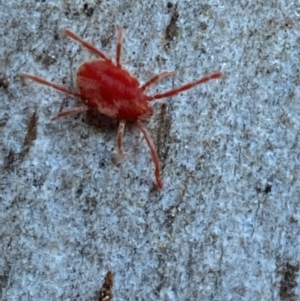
[{"left": 0, "top": 1, "right": 299, "bottom": 300}]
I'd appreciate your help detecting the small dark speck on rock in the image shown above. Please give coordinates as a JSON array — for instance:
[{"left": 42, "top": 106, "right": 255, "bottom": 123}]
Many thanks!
[
  {"left": 101, "top": 36, "right": 110, "bottom": 47},
  {"left": 164, "top": 3, "right": 179, "bottom": 51},
  {"left": 83, "top": 3, "right": 94, "bottom": 17},
  {"left": 255, "top": 182, "right": 272, "bottom": 194},
  {"left": 279, "top": 262, "right": 299, "bottom": 301},
  {"left": 0, "top": 113, "right": 9, "bottom": 127},
  {"left": 264, "top": 183, "right": 272, "bottom": 194},
  {"left": 0, "top": 73, "right": 9, "bottom": 89},
  {"left": 199, "top": 22, "right": 208, "bottom": 31},
  {"left": 76, "top": 188, "right": 83, "bottom": 196},
  {"left": 167, "top": 2, "right": 173, "bottom": 9}
]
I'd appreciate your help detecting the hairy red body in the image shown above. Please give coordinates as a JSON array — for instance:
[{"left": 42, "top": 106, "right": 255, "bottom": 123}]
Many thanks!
[
  {"left": 20, "top": 28, "right": 222, "bottom": 189},
  {"left": 77, "top": 60, "right": 153, "bottom": 120}
]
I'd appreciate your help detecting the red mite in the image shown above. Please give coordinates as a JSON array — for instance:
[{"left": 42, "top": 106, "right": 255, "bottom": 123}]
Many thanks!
[{"left": 20, "top": 28, "right": 222, "bottom": 189}]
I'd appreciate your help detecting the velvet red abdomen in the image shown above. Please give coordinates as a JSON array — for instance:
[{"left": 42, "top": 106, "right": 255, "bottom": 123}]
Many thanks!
[{"left": 76, "top": 60, "right": 152, "bottom": 120}]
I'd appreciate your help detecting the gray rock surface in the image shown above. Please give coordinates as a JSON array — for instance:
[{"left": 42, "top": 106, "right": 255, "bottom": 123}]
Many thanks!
[{"left": 1, "top": 1, "right": 299, "bottom": 300}]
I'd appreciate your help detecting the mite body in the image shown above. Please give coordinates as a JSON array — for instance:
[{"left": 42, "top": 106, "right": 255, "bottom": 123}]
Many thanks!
[
  {"left": 77, "top": 59, "right": 152, "bottom": 120},
  {"left": 20, "top": 28, "right": 222, "bottom": 189}
]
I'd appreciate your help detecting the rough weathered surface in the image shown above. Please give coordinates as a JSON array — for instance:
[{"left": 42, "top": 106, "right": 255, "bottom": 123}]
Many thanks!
[{"left": 1, "top": 1, "right": 299, "bottom": 300}]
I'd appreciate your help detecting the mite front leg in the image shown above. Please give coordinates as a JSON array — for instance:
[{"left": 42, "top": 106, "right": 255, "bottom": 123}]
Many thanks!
[
  {"left": 64, "top": 29, "right": 112, "bottom": 63},
  {"left": 147, "top": 72, "right": 222, "bottom": 100}
]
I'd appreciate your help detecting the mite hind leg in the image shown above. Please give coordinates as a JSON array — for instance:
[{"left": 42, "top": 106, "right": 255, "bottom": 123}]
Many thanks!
[
  {"left": 20, "top": 73, "right": 81, "bottom": 98},
  {"left": 51, "top": 106, "right": 89, "bottom": 121},
  {"left": 20, "top": 73, "right": 89, "bottom": 121},
  {"left": 117, "top": 119, "right": 126, "bottom": 160},
  {"left": 137, "top": 120, "right": 163, "bottom": 189}
]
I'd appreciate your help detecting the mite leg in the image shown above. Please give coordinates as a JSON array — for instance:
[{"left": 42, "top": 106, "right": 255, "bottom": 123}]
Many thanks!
[
  {"left": 147, "top": 72, "right": 222, "bottom": 101},
  {"left": 137, "top": 120, "right": 163, "bottom": 189},
  {"left": 117, "top": 119, "right": 126, "bottom": 160},
  {"left": 20, "top": 73, "right": 81, "bottom": 98},
  {"left": 116, "top": 28, "right": 124, "bottom": 67},
  {"left": 51, "top": 106, "right": 89, "bottom": 120},
  {"left": 64, "top": 29, "right": 112, "bottom": 62},
  {"left": 141, "top": 71, "right": 175, "bottom": 91}
]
